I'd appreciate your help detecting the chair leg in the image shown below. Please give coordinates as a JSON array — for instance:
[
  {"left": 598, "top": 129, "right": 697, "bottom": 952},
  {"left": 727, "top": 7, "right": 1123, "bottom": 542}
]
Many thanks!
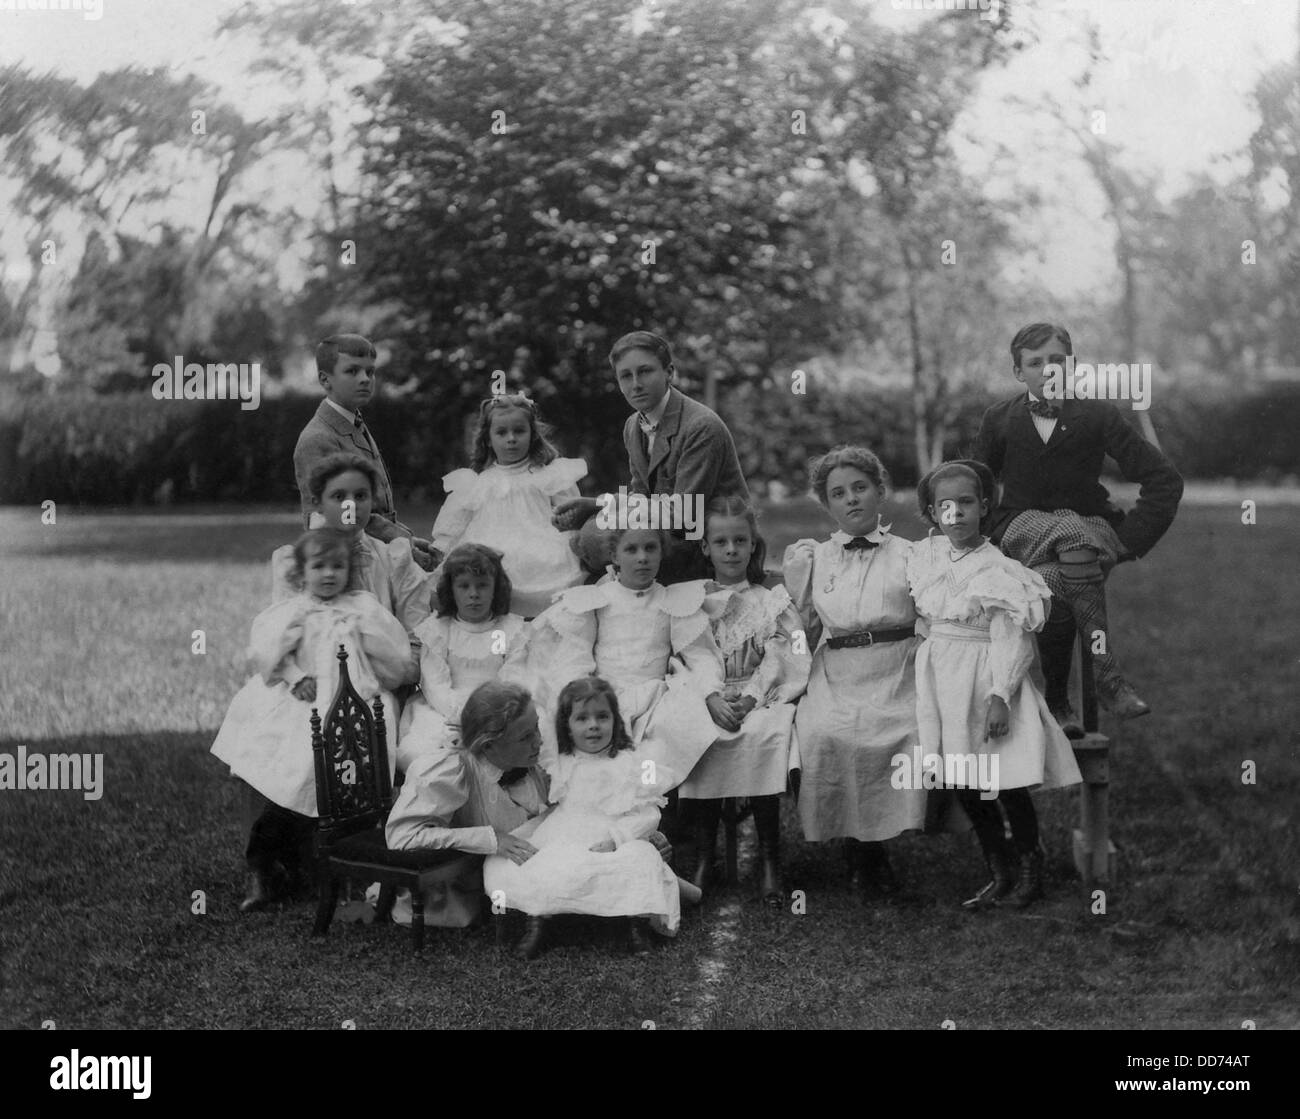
[
  {"left": 312, "top": 874, "right": 340, "bottom": 937},
  {"left": 376, "top": 882, "right": 397, "bottom": 921},
  {"left": 410, "top": 887, "right": 425, "bottom": 953}
]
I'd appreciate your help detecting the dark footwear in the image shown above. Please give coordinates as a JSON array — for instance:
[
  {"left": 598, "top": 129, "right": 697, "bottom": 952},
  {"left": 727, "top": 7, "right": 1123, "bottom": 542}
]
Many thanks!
[
  {"left": 239, "top": 870, "right": 274, "bottom": 913},
  {"left": 1008, "top": 848, "right": 1045, "bottom": 909},
  {"left": 752, "top": 796, "right": 783, "bottom": 910},
  {"left": 1049, "top": 703, "right": 1085, "bottom": 739},
  {"left": 844, "top": 839, "right": 866, "bottom": 892},
  {"left": 961, "top": 845, "right": 1018, "bottom": 910},
  {"left": 627, "top": 917, "right": 654, "bottom": 956},
  {"left": 691, "top": 801, "right": 722, "bottom": 893},
  {"left": 861, "top": 842, "right": 900, "bottom": 899},
  {"left": 518, "top": 915, "right": 549, "bottom": 960},
  {"left": 1104, "top": 683, "right": 1151, "bottom": 721}
]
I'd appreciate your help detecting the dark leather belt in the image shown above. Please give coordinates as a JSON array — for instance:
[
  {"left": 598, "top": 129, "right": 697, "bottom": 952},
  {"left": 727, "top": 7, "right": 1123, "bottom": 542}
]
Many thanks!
[{"left": 825, "top": 627, "right": 916, "bottom": 650}]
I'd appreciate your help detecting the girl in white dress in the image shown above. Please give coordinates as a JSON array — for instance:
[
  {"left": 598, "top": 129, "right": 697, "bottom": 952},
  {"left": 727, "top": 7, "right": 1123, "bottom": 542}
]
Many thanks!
[
  {"left": 681, "top": 497, "right": 811, "bottom": 905},
  {"left": 483, "top": 676, "right": 681, "bottom": 959},
  {"left": 272, "top": 452, "right": 432, "bottom": 646},
  {"left": 528, "top": 525, "right": 723, "bottom": 786},
  {"left": 397, "top": 543, "right": 531, "bottom": 772},
  {"left": 907, "top": 460, "right": 1082, "bottom": 909},
  {"left": 431, "top": 393, "right": 586, "bottom": 618},
  {"left": 785, "top": 446, "right": 924, "bottom": 898},
  {"left": 211, "top": 528, "right": 413, "bottom": 912}
]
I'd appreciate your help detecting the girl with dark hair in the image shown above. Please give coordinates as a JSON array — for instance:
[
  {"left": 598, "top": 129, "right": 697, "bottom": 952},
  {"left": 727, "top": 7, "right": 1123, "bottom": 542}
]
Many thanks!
[
  {"left": 680, "top": 497, "right": 811, "bottom": 906},
  {"left": 483, "top": 676, "right": 682, "bottom": 959},
  {"left": 907, "top": 461, "right": 1081, "bottom": 909},
  {"left": 396, "top": 544, "right": 530, "bottom": 772},
  {"left": 431, "top": 393, "right": 586, "bottom": 617}
]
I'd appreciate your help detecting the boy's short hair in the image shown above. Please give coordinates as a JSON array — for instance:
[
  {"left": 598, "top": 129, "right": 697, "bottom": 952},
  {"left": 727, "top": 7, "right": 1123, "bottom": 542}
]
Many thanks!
[
  {"left": 1009, "top": 323, "right": 1072, "bottom": 370},
  {"left": 609, "top": 331, "right": 673, "bottom": 371},
  {"left": 316, "top": 333, "right": 377, "bottom": 377}
]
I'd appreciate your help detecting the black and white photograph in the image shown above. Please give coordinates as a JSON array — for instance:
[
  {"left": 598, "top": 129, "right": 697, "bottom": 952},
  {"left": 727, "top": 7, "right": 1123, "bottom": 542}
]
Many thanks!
[{"left": 1, "top": 0, "right": 1296, "bottom": 1056}]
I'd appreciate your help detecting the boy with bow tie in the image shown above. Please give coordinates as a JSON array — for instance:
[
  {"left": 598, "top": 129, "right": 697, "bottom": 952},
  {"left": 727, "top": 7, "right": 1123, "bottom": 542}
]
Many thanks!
[
  {"left": 293, "top": 333, "right": 437, "bottom": 570},
  {"left": 971, "top": 322, "right": 1183, "bottom": 725}
]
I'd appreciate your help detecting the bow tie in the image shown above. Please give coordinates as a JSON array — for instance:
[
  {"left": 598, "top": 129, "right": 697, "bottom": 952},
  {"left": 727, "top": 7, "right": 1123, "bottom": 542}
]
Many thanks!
[
  {"left": 843, "top": 537, "right": 878, "bottom": 552},
  {"left": 1026, "top": 398, "right": 1060, "bottom": 419},
  {"left": 637, "top": 414, "right": 659, "bottom": 436},
  {"left": 499, "top": 767, "right": 530, "bottom": 788}
]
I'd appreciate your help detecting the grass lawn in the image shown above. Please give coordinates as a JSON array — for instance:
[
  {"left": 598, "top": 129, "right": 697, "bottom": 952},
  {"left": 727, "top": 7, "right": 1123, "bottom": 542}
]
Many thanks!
[{"left": 0, "top": 499, "right": 1297, "bottom": 1029}]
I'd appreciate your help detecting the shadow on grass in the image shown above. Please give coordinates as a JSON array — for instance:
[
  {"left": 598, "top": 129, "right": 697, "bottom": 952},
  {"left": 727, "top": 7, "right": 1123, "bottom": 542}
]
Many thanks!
[
  {"left": 2, "top": 725, "right": 1296, "bottom": 1030},
  {"left": 0, "top": 731, "right": 707, "bottom": 1030}
]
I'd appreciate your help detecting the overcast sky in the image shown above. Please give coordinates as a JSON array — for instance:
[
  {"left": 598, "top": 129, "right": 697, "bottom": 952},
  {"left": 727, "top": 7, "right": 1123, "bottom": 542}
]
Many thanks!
[{"left": 1, "top": 0, "right": 1296, "bottom": 299}]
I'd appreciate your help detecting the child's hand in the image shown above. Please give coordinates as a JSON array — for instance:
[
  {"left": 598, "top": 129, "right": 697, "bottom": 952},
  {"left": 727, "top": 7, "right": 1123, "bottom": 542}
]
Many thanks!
[
  {"left": 648, "top": 831, "right": 673, "bottom": 863},
  {"left": 494, "top": 830, "right": 538, "bottom": 865},
  {"left": 707, "top": 693, "right": 741, "bottom": 732},
  {"left": 552, "top": 497, "right": 600, "bottom": 532},
  {"left": 410, "top": 537, "right": 438, "bottom": 572},
  {"left": 733, "top": 695, "right": 758, "bottom": 720},
  {"left": 588, "top": 839, "right": 616, "bottom": 853},
  {"left": 984, "top": 696, "right": 1010, "bottom": 741},
  {"left": 292, "top": 677, "right": 317, "bottom": 702}
]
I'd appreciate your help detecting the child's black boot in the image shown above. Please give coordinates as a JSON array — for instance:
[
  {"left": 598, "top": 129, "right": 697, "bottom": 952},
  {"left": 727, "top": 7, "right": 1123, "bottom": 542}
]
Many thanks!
[{"left": 961, "top": 839, "right": 1018, "bottom": 909}]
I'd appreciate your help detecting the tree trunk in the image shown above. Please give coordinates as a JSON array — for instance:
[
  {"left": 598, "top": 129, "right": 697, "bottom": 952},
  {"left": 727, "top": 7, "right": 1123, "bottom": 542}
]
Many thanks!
[{"left": 903, "top": 247, "right": 931, "bottom": 478}]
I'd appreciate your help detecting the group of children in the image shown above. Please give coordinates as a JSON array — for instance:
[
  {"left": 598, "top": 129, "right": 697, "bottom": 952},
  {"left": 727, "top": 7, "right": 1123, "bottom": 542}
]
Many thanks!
[{"left": 210, "top": 322, "right": 1182, "bottom": 956}]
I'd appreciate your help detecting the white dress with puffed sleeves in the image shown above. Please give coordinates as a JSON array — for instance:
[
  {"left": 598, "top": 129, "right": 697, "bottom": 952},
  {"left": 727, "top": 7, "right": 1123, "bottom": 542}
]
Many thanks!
[
  {"left": 906, "top": 535, "right": 1082, "bottom": 792},
  {"left": 430, "top": 458, "right": 587, "bottom": 618},
  {"left": 211, "top": 591, "right": 411, "bottom": 815}
]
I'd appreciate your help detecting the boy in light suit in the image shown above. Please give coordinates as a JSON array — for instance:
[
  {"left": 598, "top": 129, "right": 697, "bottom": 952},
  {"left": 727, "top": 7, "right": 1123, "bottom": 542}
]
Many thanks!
[{"left": 293, "top": 333, "right": 436, "bottom": 570}]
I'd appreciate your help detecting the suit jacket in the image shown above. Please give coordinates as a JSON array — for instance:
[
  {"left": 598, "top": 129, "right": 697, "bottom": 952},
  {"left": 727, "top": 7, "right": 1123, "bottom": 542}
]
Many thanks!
[
  {"left": 624, "top": 386, "right": 750, "bottom": 505},
  {"left": 293, "top": 400, "right": 410, "bottom": 542},
  {"left": 970, "top": 394, "right": 1183, "bottom": 559}
]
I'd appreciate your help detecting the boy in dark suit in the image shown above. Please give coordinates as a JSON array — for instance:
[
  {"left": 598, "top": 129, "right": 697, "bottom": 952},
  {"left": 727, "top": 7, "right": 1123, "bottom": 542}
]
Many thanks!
[
  {"left": 554, "top": 331, "right": 750, "bottom": 584},
  {"left": 293, "top": 334, "right": 436, "bottom": 570},
  {"left": 971, "top": 323, "right": 1183, "bottom": 723}
]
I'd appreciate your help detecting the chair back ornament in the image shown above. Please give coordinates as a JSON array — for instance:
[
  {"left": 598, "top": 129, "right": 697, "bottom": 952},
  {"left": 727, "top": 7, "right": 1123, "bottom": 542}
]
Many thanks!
[{"left": 311, "top": 644, "right": 394, "bottom": 841}]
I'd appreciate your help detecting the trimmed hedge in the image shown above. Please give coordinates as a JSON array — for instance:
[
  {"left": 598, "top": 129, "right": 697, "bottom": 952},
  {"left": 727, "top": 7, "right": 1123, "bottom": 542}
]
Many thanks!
[{"left": 0, "top": 379, "right": 1296, "bottom": 507}]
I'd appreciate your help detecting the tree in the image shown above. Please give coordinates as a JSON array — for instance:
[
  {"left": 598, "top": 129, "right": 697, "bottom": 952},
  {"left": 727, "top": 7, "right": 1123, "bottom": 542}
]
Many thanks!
[{"left": 0, "top": 65, "right": 289, "bottom": 386}]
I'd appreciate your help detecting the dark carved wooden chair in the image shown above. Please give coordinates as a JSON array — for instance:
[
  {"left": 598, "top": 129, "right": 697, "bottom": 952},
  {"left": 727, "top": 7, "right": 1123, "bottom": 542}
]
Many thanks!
[{"left": 311, "top": 645, "right": 465, "bottom": 952}]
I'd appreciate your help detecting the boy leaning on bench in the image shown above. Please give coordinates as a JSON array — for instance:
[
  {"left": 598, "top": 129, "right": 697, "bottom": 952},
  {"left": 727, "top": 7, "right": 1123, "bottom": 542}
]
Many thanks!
[{"left": 970, "top": 322, "right": 1184, "bottom": 730}]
